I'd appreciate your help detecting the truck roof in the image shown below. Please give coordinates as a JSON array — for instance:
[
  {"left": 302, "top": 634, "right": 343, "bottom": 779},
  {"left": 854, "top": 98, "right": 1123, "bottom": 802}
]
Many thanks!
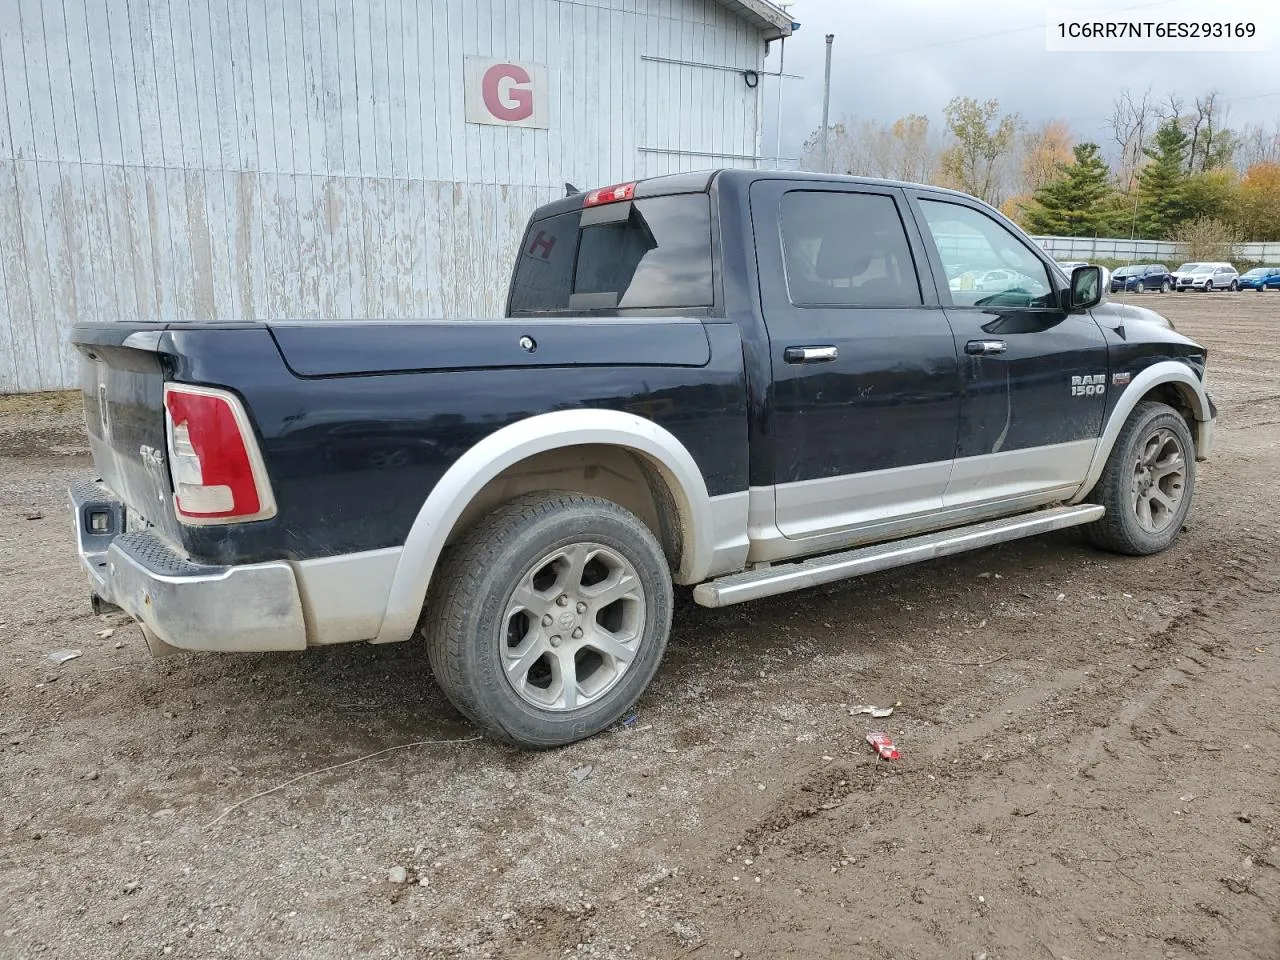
[{"left": 538, "top": 168, "right": 975, "bottom": 219}]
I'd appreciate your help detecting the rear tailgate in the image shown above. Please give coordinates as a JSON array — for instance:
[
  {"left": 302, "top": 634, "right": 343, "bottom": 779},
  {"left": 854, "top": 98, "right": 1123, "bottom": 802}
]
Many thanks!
[{"left": 73, "top": 324, "right": 185, "bottom": 543}]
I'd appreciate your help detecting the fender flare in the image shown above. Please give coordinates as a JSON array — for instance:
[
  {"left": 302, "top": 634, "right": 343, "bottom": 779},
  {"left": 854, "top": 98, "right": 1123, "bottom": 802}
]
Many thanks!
[
  {"left": 372, "top": 409, "right": 715, "bottom": 644},
  {"left": 1069, "top": 360, "right": 1212, "bottom": 504}
]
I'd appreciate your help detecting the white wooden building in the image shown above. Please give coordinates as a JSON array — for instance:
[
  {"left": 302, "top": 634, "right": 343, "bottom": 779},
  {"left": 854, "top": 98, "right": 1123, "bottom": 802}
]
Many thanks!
[{"left": 0, "top": 0, "right": 792, "bottom": 393}]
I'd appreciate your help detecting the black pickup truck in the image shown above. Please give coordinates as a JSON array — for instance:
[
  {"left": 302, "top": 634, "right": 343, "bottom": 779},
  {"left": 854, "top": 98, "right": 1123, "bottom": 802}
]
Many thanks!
[{"left": 69, "top": 169, "right": 1216, "bottom": 748}]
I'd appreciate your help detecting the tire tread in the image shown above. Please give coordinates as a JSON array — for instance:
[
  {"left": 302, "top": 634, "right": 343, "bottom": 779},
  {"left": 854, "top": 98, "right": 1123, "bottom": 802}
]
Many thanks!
[{"left": 1085, "top": 401, "right": 1194, "bottom": 555}]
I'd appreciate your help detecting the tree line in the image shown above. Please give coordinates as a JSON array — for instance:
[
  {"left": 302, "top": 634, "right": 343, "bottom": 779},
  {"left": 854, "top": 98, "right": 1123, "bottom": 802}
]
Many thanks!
[{"left": 799, "top": 88, "right": 1280, "bottom": 245}]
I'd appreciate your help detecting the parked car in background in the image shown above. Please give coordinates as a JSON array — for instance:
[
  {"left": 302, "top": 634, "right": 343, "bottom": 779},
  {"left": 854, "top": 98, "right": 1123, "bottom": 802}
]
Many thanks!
[
  {"left": 1057, "top": 260, "right": 1089, "bottom": 272},
  {"left": 1238, "top": 266, "right": 1280, "bottom": 291},
  {"left": 1176, "top": 263, "right": 1239, "bottom": 291},
  {"left": 1110, "top": 264, "right": 1174, "bottom": 294},
  {"left": 974, "top": 268, "right": 1022, "bottom": 291}
]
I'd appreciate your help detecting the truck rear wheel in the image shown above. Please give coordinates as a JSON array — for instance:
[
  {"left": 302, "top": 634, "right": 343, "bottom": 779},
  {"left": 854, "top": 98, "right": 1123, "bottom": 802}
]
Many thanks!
[
  {"left": 1085, "top": 401, "right": 1195, "bottom": 555},
  {"left": 423, "top": 493, "right": 673, "bottom": 748}
]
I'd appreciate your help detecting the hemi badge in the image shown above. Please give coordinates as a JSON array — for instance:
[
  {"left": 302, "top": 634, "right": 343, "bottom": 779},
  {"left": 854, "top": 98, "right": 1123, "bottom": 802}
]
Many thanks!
[{"left": 1113, "top": 372, "right": 1132, "bottom": 386}]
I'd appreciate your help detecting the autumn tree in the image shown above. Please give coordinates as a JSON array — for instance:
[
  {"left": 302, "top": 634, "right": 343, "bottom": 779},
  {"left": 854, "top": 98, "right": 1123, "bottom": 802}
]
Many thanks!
[
  {"left": 801, "top": 119, "right": 887, "bottom": 177},
  {"left": 1136, "top": 120, "right": 1192, "bottom": 238},
  {"left": 1019, "top": 119, "right": 1075, "bottom": 194},
  {"left": 938, "top": 97, "right": 1020, "bottom": 205},
  {"left": 1237, "top": 162, "right": 1280, "bottom": 241},
  {"left": 800, "top": 114, "right": 941, "bottom": 183},
  {"left": 1020, "top": 143, "right": 1116, "bottom": 236},
  {"left": 891, "top": 113, "right": 938, "bottom": 183}
]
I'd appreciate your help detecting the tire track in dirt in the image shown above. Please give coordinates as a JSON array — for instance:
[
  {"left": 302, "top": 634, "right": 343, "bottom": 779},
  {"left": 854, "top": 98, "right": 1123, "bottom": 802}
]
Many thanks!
[{"left": 715, "top": 537, "right": 1278, "bottom": 868}]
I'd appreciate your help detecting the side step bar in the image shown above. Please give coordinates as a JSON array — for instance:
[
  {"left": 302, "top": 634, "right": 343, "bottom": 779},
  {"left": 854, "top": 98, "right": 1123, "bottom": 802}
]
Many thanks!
[{"left": 693, "top": 504, "right": 1105, "bottom": 608}]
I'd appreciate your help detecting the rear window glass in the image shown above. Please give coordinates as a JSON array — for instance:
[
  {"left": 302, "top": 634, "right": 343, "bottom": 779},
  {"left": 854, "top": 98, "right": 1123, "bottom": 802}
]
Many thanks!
[
  {"left": 779, "top": 191, "right": 922, "bottom": 307},
  {"left": 508, "top": 194, "right": 713, "bottom": 315}
]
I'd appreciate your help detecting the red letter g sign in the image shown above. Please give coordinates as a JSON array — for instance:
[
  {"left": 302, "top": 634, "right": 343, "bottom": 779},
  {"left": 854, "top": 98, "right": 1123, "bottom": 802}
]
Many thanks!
[{"left": 482, "top": 63, "right": 534, "bottom": 122}]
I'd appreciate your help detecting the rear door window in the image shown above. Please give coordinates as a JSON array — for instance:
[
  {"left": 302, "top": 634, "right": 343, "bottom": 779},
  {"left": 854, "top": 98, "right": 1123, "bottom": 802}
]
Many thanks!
[
  {"left": 778, "top": 190, "right": 923, "bottom": 307},
  {"left": 508, "top": 194, "right": 713, "bottom": 315}
]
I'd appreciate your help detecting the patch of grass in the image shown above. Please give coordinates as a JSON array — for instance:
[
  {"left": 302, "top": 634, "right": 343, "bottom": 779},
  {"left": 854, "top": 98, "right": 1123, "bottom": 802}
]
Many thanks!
[{"left": 0, "top": 390, "right": 82, "bottom": 415}]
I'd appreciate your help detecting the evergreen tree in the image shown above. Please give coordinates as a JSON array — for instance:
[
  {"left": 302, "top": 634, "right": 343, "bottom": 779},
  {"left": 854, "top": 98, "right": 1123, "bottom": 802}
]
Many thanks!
[
  {"left": 1021, "top": 143, "right": 1115, "bottom": 236},
  {"left": 1135, "top": 121, "right": 1191, "bottom": 238}
]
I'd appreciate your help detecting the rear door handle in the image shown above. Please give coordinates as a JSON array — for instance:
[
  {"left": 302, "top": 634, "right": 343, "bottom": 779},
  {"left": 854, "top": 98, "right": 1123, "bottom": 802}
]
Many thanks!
[
  {"left": 784, "top": 345, "right": 839, "bottom": 364},
  {"left": 965, "top": 339, "right": 1007, "bottom": 356}
]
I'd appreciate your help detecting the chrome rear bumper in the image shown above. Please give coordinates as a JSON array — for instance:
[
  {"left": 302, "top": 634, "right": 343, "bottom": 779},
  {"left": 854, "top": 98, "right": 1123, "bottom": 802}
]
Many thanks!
[{"left": 69, "top": 478, "right": 306, "bottom": 652}]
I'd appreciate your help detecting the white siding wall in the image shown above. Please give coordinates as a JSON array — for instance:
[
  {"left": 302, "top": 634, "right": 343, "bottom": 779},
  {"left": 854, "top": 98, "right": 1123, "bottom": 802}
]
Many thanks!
[{"left": 0, "top": 0, "right": 769, "bottom": 393}]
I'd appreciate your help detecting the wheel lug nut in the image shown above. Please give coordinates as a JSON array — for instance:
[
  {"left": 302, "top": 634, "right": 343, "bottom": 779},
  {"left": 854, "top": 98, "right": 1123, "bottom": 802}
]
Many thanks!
[
  {"left": 556, "top": 595, "right": 569, "bottom": 607},
  {"left": 576, "top": 602, "right": 587, "bottom": 614},
  {"left": 571, "top": 627, "right": 583, "bottom": 640},
  {"left": 541, "top": 614, "right": 553, "bottom": 627},
  {"left": 550, "top": 635, "right": 562, "bottom": 647}
]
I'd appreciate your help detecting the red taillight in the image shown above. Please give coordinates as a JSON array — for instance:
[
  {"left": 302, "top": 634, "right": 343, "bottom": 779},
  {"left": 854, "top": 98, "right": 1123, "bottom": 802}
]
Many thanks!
[
  {"left": 163, "top": 384, "right": 276, "bottom": 524},
  {"left": 583, "top": 182, "right": 636, "bottom": 207}
]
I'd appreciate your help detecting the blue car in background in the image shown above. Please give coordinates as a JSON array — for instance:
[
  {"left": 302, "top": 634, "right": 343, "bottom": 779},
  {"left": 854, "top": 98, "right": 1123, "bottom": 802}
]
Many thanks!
[
  {"left": 1239, "top": 266, "right": 1280, "bottom": 291},
  {"left": 1110, "top": 263, "right": 1174, "bottom": 293}
]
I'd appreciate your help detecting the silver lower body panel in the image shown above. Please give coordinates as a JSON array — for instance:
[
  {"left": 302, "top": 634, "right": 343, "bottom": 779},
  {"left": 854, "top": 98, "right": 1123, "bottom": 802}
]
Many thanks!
[{"left": 693, "top": 504, "right": 1105, "bottom": 608}]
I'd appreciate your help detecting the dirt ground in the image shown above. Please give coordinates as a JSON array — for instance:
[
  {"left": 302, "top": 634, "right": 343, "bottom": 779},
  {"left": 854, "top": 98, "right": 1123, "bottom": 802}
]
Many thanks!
[{"left": 1, "top": 294, "right": 1277, "bottom": 960}]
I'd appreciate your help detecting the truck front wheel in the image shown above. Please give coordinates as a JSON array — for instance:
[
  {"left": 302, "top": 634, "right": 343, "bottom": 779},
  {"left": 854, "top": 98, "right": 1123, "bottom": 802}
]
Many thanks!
[
  {"left": 1085, "top": 401, "right": 1195, "bottom": 555},
  {"left": 423, "top": 493, "right": 673, "bottom": 748}
]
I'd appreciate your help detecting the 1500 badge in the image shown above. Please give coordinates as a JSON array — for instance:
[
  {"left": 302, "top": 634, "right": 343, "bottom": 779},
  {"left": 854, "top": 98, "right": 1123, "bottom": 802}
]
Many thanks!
[{"left": 1071, "top": 374, "right": 1106, "bottom": 397}]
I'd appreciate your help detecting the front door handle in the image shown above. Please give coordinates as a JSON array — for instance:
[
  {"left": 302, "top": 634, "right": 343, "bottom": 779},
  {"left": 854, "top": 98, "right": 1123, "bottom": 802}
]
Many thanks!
[
  {"left": 784, "top": 345, "right": 839, "bottom": 364},
  {"left": 965, "top": 339, "right": 1007, "bottom": 356}
]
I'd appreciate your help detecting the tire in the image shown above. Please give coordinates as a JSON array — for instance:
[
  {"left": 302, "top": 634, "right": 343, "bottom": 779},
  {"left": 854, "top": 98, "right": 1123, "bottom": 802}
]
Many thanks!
[
  {"left": 1229, "top": 280, "right": 1238, "bottom": 291},
  {"left": 1160, "top": 280, "right": 1171, "bottom": 293},
  {"left": 1204, "top": 281, "right": 1213, "bottom": 292},
  {"left": 1135, "top": 280, "right": 1145, "bottom": 293},
  {"left": 1085, "top": 401, "right": 1196, "bottom": 556},
  {"left": 423, "top": 492, "right": 673, "bottom": 748}
]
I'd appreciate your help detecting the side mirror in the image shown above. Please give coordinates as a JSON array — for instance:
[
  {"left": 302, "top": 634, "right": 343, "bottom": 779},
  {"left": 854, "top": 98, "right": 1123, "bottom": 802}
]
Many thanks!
[{"left": 1069, "top": 265, "right": 1109, "bottom": 310}]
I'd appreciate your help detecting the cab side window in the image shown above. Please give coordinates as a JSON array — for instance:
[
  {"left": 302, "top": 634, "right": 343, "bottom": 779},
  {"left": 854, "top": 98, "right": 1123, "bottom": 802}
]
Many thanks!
[
  {"left": 917, "top": 200, "right": 1055, "bottom": 308},
  {"left": 778, "top": 191, "right": 923, "bottom": 308}
]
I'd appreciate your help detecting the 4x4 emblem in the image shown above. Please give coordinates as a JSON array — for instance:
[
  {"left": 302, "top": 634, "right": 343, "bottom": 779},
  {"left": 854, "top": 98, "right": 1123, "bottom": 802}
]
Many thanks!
[
  {"left": 139, "top": 444, "right": 165, "bottom": 468},
  {"left": 1071, "top": 374, "right": 1106, "bottom": 397}
]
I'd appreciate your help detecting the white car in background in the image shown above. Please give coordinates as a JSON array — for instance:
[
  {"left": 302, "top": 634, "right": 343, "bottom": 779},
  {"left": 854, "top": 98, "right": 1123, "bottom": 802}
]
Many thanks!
[
  {"left": 1175, "top": 262, "right": 1239, "bottom": 291},
  {"left": 1057, "top": 260, "right": 1089, "bottom": 272}
]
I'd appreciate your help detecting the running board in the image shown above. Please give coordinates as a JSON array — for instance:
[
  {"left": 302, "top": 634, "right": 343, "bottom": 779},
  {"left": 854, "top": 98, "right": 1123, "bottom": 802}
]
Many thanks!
[{"left": 692, "top": 504, "right": 1105, "bottom": 608}]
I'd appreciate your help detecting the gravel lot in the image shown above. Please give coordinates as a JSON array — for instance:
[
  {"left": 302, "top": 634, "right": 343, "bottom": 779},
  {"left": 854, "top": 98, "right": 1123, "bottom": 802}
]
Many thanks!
[{"left": 1, "top": 293, "right": 1277, "bottom": 960}]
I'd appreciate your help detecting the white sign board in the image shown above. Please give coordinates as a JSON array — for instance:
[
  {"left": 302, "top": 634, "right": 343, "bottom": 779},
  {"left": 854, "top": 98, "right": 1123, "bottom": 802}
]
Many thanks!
[{"left": 464, "top": 57, "right": 549, "bottom": 129}]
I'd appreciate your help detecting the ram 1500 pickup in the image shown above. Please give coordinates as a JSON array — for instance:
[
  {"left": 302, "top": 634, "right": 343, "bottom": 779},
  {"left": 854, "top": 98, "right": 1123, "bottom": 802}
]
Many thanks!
[{"left": 69, "top": 169, "right": 1217, "bottom": 748}]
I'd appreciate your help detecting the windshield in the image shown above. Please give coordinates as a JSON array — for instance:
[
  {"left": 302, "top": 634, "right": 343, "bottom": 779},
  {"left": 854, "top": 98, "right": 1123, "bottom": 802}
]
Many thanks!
[
  {"left": 1176, "top": 263, "right": 1202, "bottom": 273},
  {"left": 1113, "top": 267, "right": 1137, "bottom": 277},
  {"left": 1244, "top": 268, "right": 1267, "bottom": 277}
]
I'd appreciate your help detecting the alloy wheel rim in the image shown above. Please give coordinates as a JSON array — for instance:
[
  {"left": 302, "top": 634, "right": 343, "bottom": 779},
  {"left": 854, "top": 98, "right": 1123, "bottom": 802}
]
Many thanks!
[
  {"left": 500, "top": 542, "right": 645, "bottom": 711},
  {"left": 1130, "top": 427, "right": 1187, "bottom": 534}
]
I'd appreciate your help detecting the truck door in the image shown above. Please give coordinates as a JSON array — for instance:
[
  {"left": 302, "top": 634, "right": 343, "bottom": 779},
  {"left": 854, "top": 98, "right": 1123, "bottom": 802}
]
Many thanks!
[
  {"left": 749, "top": 180, "right": 961, "bottom": 541},
  {"left": 905, "top": 191, "right": 1109, "bottom": 507}
]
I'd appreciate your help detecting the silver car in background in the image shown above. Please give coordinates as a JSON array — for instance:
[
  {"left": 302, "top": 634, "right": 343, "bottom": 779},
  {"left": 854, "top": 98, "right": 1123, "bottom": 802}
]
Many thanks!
[{"left": 1175, "top": 262, "right": 1239, "bottom": 291}]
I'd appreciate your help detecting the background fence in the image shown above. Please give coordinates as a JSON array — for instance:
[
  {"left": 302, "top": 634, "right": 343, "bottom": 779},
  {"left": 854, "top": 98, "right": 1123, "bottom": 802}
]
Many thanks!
[{"left": 1032, "top": 236, "right": 1280, "bottom": 263}]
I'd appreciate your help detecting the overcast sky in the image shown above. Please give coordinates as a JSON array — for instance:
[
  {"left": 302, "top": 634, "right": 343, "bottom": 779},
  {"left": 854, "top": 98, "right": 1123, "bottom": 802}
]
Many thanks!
[{"left": 760, "top": 0, "right": 1280, "bottom": 163}]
